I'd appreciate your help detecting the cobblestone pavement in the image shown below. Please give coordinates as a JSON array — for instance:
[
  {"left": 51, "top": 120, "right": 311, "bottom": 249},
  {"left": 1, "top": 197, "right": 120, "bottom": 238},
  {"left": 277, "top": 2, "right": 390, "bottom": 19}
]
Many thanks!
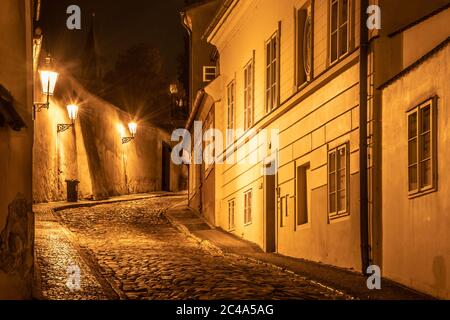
[
  {"left": 35, "top": 211, "right": 113, "bottom": 299},
  {"left": 36, "top": 195, "right": 344, "bottom": 300}
]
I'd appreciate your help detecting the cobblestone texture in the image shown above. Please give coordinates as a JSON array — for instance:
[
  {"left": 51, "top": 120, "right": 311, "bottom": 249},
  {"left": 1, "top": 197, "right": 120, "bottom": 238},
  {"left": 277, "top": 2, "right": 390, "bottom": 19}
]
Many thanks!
[
  {"left": 35, "top": 195, "right": 344, "bottom": 300},
  {"left": 35, "top": 211, "right": 112, "bottom": 300}
]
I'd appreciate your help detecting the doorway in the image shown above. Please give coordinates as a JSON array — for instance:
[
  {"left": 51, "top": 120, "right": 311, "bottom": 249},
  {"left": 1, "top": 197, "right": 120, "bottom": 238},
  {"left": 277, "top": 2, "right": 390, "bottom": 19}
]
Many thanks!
[
  {"left": 264, "top": 162, "right": 277, "bottom": 253},
  {"left": 162, "top": 143, "right": 171, "bottom": 191}
]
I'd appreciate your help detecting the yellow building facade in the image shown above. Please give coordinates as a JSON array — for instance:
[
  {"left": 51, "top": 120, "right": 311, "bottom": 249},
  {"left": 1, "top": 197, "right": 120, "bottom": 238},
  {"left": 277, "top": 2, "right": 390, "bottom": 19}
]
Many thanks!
[
  {"left": 186, "top": 0, "right": 450, "bottom": 298},
  {"left": 205, "top": 0, "right": 366, "bottom": 271}
]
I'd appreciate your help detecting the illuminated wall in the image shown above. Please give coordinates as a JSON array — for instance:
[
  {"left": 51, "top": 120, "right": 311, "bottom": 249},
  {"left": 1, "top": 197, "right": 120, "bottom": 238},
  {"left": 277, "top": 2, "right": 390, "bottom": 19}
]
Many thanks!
[
  {"left": 381, "top": 8, "right": 450, "bottom": 299},
  {"left": 33, "top": 75, "right": 186, "bottom": 203},
  {"left": 0, "top": 0, "right": 34, "bottom": 299}
]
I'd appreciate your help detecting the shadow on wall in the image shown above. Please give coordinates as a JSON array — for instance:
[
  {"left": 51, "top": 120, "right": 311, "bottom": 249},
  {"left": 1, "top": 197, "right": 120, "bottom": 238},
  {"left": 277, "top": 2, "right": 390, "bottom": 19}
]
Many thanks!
[
  {"left": 78, "top": 107, "right": 109, "bottom": 200},
  {"left": 32, "top": 73, "right": 187, "bottom": 203}
]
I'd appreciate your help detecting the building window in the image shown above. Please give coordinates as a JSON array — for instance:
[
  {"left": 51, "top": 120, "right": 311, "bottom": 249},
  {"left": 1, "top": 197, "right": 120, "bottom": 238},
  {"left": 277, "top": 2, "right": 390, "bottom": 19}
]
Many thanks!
[
  {"left": 204, "top": 110, "right": 214, "bottom": 173},
  {"left": 408, "top": 98, "right": 436, "bottom": 195},
  {"left": 329, "top": 0, "right": 349, "bottom": 64},
  {"left": 328, "top": 143, "right": 349, "bottom": 219},
  {"left": 266, "top": 30, "right": 279, "bottom": 113},
  {"left": 228, "top": 199, "right": 235, "bottom": 231},
  {"left": 296, "top": 164, "right": 310, "bottom": 226},
  {"left": 203, "top": 66, "right": 217, "bottom": 82},
  {"left": 279, "top": 195, "right": 289, "bottom": 228},
  {"left": 227, "top": 80, "right": 235, "bottom": 144},
  {"left": 244, "top": 189, "right": 253, "bottom": 225},
  {"left": 244, "top": 58, "right": 254, "bottom": 129},
  {"left": 296, "top": 2, "right": 313, "bottom": 87}
]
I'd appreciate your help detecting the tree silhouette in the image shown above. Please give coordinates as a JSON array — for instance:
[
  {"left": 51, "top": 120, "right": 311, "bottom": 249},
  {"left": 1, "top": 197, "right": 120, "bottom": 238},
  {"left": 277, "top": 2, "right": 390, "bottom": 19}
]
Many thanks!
[{"left": 102, "top": 43, "right": 171, "bottom": 129}]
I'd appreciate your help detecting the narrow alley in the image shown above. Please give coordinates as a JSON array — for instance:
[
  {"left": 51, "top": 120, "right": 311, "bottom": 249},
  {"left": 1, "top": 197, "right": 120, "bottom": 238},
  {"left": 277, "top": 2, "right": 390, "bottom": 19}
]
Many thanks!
[{"left": 34, "top": 194, "right": 344, "bottom": 300}]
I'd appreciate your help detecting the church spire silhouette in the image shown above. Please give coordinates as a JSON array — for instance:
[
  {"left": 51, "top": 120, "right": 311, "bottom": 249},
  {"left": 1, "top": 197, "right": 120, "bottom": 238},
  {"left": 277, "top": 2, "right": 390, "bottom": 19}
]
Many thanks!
[{"left": 80, "top": 13, "right": 102, "bottom": 92}]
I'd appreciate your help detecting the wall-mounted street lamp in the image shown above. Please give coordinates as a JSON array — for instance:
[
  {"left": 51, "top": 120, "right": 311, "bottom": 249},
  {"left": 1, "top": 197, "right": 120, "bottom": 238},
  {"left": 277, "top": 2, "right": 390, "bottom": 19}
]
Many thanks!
[
  {"left": 169, "top": 83, "right": 178, "bottom": 95},
  {"left": 122, "top": 122, "right": 138, "bottom": 144},
  {"left": 169, "top": 83, "right": 185, "bottom": 109},
  {"left": 34, "top": 56, "right": 59, "bottom": 117},
  {"left": 57, "top": 104, "right": 79, "bottom": 133}
]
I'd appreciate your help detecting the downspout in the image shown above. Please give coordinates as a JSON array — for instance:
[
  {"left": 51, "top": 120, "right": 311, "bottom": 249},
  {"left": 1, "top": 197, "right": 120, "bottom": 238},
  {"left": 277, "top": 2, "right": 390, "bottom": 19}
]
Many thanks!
[
  {"left": 359, "top": 0, "right": 370, "bottom": 274},
  {"left": 180, "top": 11, "right": 192, "bottom": 203}
]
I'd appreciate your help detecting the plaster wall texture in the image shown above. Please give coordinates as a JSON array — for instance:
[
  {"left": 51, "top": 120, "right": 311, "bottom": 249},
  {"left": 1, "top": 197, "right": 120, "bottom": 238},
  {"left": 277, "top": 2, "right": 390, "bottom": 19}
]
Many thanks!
[
  {"left": 33, "top": 75, "right": 186, "bottom": 203},
  {"left": 0, "top": 0, "right": 34, "bottom": 299},
  {"left": 206, "top": 0, "right": 363, "bottom": 271},
  {"left": 382, "top": 44, "right": 450, "bottom": 300}
]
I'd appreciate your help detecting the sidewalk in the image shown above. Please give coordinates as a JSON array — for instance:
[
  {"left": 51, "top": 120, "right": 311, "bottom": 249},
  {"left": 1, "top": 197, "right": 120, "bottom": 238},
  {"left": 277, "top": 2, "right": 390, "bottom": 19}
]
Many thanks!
[
  {"left": 33, "top": 191, "right": 187, "bottom": 213},
  {"left": 164, "top": 201, "right": 435, "bottom": 300}
]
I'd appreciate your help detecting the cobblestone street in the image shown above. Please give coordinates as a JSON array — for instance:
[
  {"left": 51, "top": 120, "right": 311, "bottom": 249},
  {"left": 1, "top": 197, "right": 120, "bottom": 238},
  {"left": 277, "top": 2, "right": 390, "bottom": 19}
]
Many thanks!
[{"left": 35, "top": 194, "right": 344, "bottom": 300}]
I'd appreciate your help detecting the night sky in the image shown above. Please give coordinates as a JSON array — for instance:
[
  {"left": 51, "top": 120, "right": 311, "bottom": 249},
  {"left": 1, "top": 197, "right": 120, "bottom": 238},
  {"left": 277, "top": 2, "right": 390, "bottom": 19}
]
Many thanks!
[{"left": 40, "top": 0, "right": 189, "bottom": 80}]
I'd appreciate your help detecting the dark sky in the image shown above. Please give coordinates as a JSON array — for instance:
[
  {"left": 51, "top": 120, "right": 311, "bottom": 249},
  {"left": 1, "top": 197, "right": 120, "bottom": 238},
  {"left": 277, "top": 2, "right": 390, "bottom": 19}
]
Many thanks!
[{"left": 40, "top": 0, "right": 189, "bottom": 80}]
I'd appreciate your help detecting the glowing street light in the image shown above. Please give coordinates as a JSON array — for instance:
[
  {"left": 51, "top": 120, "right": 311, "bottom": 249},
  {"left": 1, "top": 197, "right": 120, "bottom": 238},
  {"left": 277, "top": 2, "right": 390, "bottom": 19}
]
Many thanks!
[
  {"left": 34, "top": 55, "right": 59, "bottom": 116},
  {"left": 169, "top": 83, "right": 178, "bottom": 95},
  {"left": 57, "top": 104, "right": 79, "bottom": 133},
  {"left": 122, "top": 121, "right": 138, "bottom": 144},
  {"left": 128, "top": 122, "right": 138, "bottom": 137},
  {"left": 67, "top": 104, "right": 79, "bottom": 122}
]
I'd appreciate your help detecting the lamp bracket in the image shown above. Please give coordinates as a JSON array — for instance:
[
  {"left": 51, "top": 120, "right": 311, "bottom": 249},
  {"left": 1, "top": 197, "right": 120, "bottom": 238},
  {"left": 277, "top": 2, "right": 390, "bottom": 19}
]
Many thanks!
[
  {"left": 34, "top": 102, "right": 49, "bottom": 112},
  {"left": 57, "top": 123, "right": 73, "bottom": 133},
  {"left": 122, "top": 137, "right": 135, "bottom": 144}
]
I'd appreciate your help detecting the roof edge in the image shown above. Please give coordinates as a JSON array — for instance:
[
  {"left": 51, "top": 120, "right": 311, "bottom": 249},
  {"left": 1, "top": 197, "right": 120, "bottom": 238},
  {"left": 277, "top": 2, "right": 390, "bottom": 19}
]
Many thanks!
[
  {"left": 202, "top": 0, "right": 237, "bottom": 42},
  {"left": 379, "top": 37, "right": 450, "bottom": 90},
  {"left": 388, "top": 3, "right": 450, "bottom": 38}
]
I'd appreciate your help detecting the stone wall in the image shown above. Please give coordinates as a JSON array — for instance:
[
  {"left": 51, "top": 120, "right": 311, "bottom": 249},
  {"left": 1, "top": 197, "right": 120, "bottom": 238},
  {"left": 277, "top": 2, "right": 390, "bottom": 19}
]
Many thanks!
[
  {"left": 33, "top": 73, "right": 187, "bottom": 203},
  {"left": 0, "top": 0, "right": 34, "bottom": 299}
]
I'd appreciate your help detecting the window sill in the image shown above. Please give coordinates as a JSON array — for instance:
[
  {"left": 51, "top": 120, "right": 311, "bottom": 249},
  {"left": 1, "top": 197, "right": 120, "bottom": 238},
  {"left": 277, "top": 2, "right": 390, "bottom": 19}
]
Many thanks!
[
  {"left": 295, "top": 222, "right": 311, "bottom": 231},
  {"left": 408, "top": 187, "right": 437, "bottom": 199},
  {"left": 328, "top": 50, "right": 352, "bottom": 69},
  {"left": 328, "top": 212, "right": 350, "bottom": 223},
  {"left": 296, "top": 80, "right": 311, "bottom": 92}
]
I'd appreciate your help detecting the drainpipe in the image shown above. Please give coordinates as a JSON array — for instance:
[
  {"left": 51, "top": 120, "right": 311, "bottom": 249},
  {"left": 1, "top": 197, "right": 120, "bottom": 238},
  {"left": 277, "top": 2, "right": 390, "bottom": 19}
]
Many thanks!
[
  {"left": 359, "top": 0, "right": 370, "bottom": 274},
  {"left": 180, "top": 11, "right": 192, "bottom": 203}
]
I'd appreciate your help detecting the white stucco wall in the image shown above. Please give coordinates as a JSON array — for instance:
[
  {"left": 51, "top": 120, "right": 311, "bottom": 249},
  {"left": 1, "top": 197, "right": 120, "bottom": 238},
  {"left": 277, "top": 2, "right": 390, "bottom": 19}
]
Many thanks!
[{"left": 382, "top": 44, "right": 450, "bottom": 299}]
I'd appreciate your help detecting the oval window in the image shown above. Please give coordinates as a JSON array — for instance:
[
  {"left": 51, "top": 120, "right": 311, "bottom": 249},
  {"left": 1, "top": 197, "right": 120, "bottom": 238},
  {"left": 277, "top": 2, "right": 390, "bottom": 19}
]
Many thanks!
[{"left": 303, "top": 14, "right": 312, "bottom": 78}]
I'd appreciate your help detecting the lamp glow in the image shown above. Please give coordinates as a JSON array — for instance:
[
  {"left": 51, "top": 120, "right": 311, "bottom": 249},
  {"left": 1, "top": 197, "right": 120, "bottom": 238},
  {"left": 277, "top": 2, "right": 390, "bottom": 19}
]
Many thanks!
[
  {"left": 128, "top": 122, "right": 138, "bottom": 137},
  {"left": 67, "top": 104, "right": 79, "bottom": 122},
  {"left": 39, "top": 70, "right": 58, "bottom": 96},
  {"left": 169, "top": 83, "right": 178, "bottom": 95}
]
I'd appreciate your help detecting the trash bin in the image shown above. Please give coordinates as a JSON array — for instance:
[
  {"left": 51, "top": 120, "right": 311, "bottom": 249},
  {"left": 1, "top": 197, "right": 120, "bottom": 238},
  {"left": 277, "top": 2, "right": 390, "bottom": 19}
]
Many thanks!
[{"left": 65, "top": 179, "right": 80, "bottom": 202}]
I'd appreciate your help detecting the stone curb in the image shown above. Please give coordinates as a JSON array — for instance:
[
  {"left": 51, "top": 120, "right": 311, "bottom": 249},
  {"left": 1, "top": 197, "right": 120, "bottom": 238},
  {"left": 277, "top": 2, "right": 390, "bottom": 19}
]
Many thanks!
[
  {"left": 163, "top": 204, "right": 225, "bottom": 257},
  {"left": 51, "top": 194, "right": 168, "bottom": 212},
  {"left": 163, "top": 203, "right": 355, "bottom": 300}
]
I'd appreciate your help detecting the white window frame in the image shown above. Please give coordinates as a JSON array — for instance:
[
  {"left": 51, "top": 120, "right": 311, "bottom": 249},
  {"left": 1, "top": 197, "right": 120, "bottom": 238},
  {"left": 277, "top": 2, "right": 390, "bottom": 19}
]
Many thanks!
[
  {"left": 329, "top": 0, "right": 350, "bottom": 64},
  {"left": 226, "top": 80, "right": 235, "bottom": 145},
  {"left": 328, "top": 143, "right": 349, "bottom": 220},
  {"left": 244, "top": 57, "right": 254, "bottom": 130},
  {"left": 203, "top": 66, "right": 217, "bottom": 82},
  {"left": 407, "top": 97, "right": 437, "bottom": 197},
  {"left": 265, "top": 29, "right": 280, "bottom": 113},
  {"left": 244, "top": 189, "right": 253, "bottom": 225},
  {"left": 228, "top": 199, "right": 235, "bottom": 231}
]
